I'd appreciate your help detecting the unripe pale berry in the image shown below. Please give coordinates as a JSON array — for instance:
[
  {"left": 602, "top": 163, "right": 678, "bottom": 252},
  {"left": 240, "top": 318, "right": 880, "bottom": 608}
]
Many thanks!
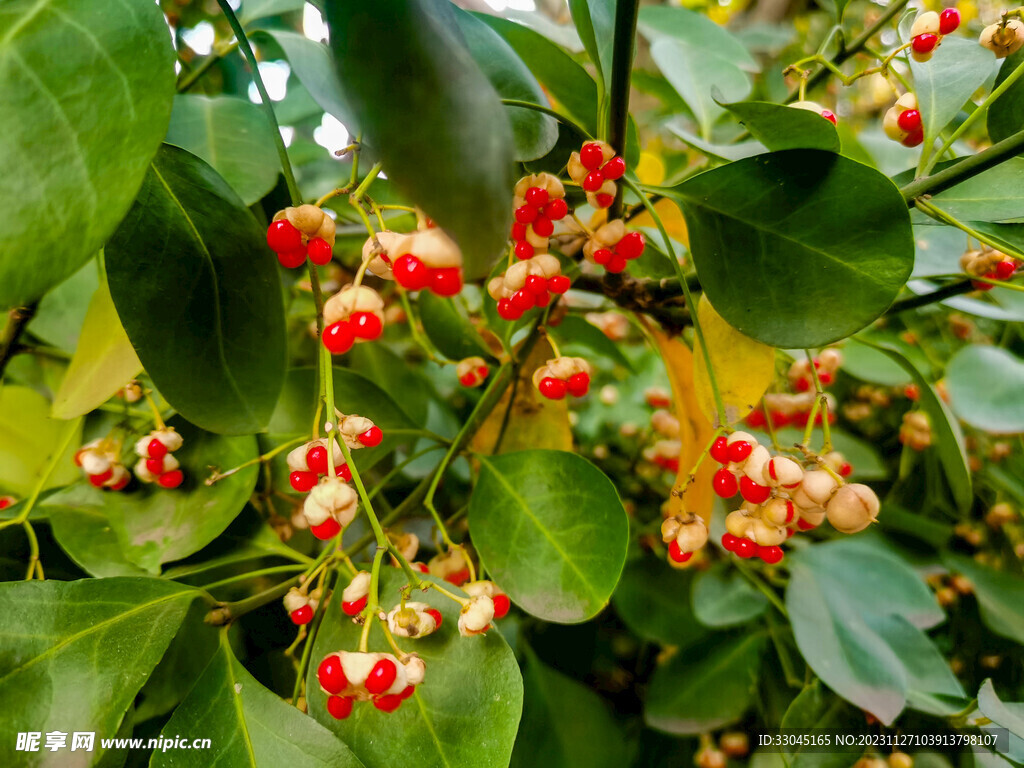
[
  {"left": 726, "top": 510, "right": 754, "bottom": 538},
  {"left": 980, "top": 20, "right": 1024, "bottom": 58},
  {"left": 826, "top": 483, "right": 880, "bottom": 533},
  {"left": 459, "top": 595, "right": 495, "bottom": 636},
  {"left": 763, "top": 456, "right": 804, "bottom": 488},
  {"left": 793, "top": 470, "right": 838, "bottom": 508}
]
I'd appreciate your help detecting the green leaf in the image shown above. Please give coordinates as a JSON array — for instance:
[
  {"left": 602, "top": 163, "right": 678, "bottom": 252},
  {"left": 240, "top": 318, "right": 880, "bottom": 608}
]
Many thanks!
[
  {"left": 165, "top": 94, "right": 280, "bottom": 205},
  {"left": 26, "top": 261, "right": 100, "bottom": 354},
  {"left": 978, "top": 679, "right": 1024, "bottom": 763},
  {"left": 911, "top": 158, "right": 1024, "bottom": 223},
  {"left": 0, "top": 0, "right": 175, "bottom": 309},
  {"left": 308, "top": 569, "right": 523, "bottom": 768},
  {"left": 907, "top": 37, "right": 997, "bottom": 155},
  {"left": 781, "top": 680, "right": 856, "bottom": 768},
  {"left": 51, "top": 279, "right": 142, "bottom": 420},
  {"left": 326, "top": 0, "right": 514, "bottom": 279},
  {"left": 550, "top": 315, "right": 634, "bottom": 371},
  {"left": 346, "top": 344, "right": 432, "bottom": 426},
  {"left": 153, "top": 632, "right": 364, "bottom": 768},
  {"left": 48, "top": 419, "right": 259, "bottom": 573},
  {"left": 612, "top": 556, "right": 707, "bottom": 647},
  {"left": 668, "top": 123, "right": 766, "bottom": 162},
  {"left": 568, "top": 0, "right": 614, "bottom": 93},
  {"left": 469, "top": 450, "right": 629, "bottom": 623},
  {"left": 418, "top": 291, "right": 492, "bottom": 362},
  {"left": 839, "top": 339, "right": 914, "bottom": 386},
  {"left": 0, "top": 578, "right": 195, "bottom": 767},
  {"left": 786, "top": 538, "right": 945, "bottom": 725},
  {"left": 239, "top": 0, "right": 305, "bottom": 26},
  {"left": 0, "top": 387, "right": 81, "bottom": 496},
  {"left": 510, "top": 646, "right": 629, "bottom": 768},
  {"left": 638, "top": 6, "right": 759, "bottom": 73},
  {"left": 675, "top": 151, "right": 913, "bottom": 347},
  {"left": 942, "top": 554, "right": 1024, "bottom": 644},
  {"left": 645, "top": 631, "right": 765, "bottom": 735},
  {"left": 455, "top": 9, "right": 558, "bottom": 162},
  {"left": 988, "top": 51, "right": 1024, "bottom": 143},
  {"left": 858, "top": 340, "right": 972, "bottom": 513},
  {"left": 47, "top": 506, "right": 148, "bottom": 578},
  {"left": 692, "top": 561, "right": 769, "bottom": 627},
  {"left": 724, "top": 100, "right": 840, "bottom": 152},
  {"left": 106, "top": 144, "right": 287, "bottom": 435},
  {"left": 946, "top": 345, "right": 1024, "bottom": 434}
]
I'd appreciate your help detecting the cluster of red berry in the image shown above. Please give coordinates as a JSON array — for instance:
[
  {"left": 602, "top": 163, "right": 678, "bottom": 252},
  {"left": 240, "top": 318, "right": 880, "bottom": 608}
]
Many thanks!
[
  {"left": 884, "top": 94, "right": 924, "bottom": 148},
  {"left": 456, "top": 356, "right": 490, "bottom": 388},
  {"left": 284, "top": 586, "right": 320, "bottom": 625},
  {"left": 317, "top": 651, "right": 425, "bottom": 718},
  {"left": 288, "top": 439, "right": 351, "bottom": 494},
  {"left": 322, "top": 285, "right": 385, "bottom": 355},
  {"left": 490, "top": 253, "right": 571, "bottom": 321},
  {"left": 512, "top": 175, "right": 569, "bottom": 260},
  {"left": 368, "top": 226, "right": 464, "bottom": 297},
  {"left": 133, "top": 429, "right": 185, "bottom": 489},
  {"left": 532, "top": 356, "right": 591, "bottom": 400},
  {"left": 74, "top": 439, "right": 130, "bottom": 491},
  {"left": 960, "top": 248, "right": 1018, "bottom": 290},
  {"left": 266, "top": 205, "right": 336, "bottom": 268},
  {"left": 910, "top": 8, "right": 960, "bottom": 61},
  {"left": 568, "top": 140, "right": 626, "bottom": 209},
  {"left": 582, "top": 220, "right": 646, "bottom": 274}
]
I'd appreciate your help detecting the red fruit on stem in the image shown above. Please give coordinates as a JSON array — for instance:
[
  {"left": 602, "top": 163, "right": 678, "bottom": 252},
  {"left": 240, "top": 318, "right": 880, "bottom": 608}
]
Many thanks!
[
  {"left": 497, "top": 298, "right": 520, "bottom": 321},
  {"left": 393, "top": 255, "right": 430, "bottom": 290},
  {"left": 547, "top": 275, "right": 570, "bottom": 294},
  {"left": 567, "top": 372, "right": 590, "bottom": 397},
  {"left": 510, "top": 289, "right": 535, "bottom": 313},
  {"left": 290, "top": 605, "right": 313, "bottom": 625},
  {"left": 839, "top": 462, "right": 853, "bottom": 477},
  {"left": 897, "top": 109, "right": 922, "bottom": 132},
  {"left": 745, "top": 410, "right": 767, "bottom": 429},
  {"left": 335, "top": 463, "right": 352, "bottom": 482},
  {"left": 358, "top": 426, "right": 384, "bottom": 447},
  {"left": 515, "top": 205, "right": 538, "bottom": 224},
  {"left": 532, "top": 216, "right": 554, "bottom": 237},
  {"left": 290, "top": 470, "right": 318, "bottom": 492},
  {"left": 939, "top": 7, "right": 960, "bottom": 34},
  {"left": 525, "top": 275, "right": 548, "bottom": 295},
  {"left": 902, "top": 129, "right": 924, "bottom": 148},
  {"left": 446, "top": 568, "right": 470, "bottom": 586},
  {"left": 307, "top": 237, "right": 333, "bottom": 266},
  {"left": 592, "top": 248, "right": 613, "bottom": 265},
  {"left": 399, "top": 685, "right": 415, "bottom": 700},
  {"left": 616, "top": 231, "right": 645, "bottom": 259},
  {"left": 734, "top": 537, "right": 758, "bottom": 558},
  {"left": 514, "top": 241, "right": 534, "bottom": 260},
  {"left": 820, "top": 110, "right": 838, "bottom": 125},
  {"left": 759, "top": 545, "right": 784, "bottom": 565},
  {"left": 459, "top": 373, "right": 476, "bottom": 387},
  {"left": 995, "top": 260, "right": 1016, "bottom": 279},
  {"left": 739, "top": 476, "right": 771, "bottom": 504},
  {"left": 538, "top": 377, "right": 568, "bottom": 400},
  {"left": 267, "top": 220, "right": 302, "bottom": 252},
  {"left": 582, "top": 170, "right": 604, "bottom": 192},
  {"left": 109, "top": 475, "right": 130, "bottom": 492},
  {"left": 595, "top": 193, "right": 615, "bottom": 208},
  {"left": 525, "top": 187, "right": 548, "bottom": 206},
  {"left": 425, "top": 608, "right": 443, "bottom": 627},
  {"left": 600, "top": 156, "right": 626, "bottom": 181},
  {"left": 544, "top": 199, "right": 568, "bottom": 220},
  {"left": 351, "top": 312, "right": 383, "bottom": 340},
  {"left": 668, "top": 540, "right": 693, "bottom": 563},
  {"left": 511, "top": 222, "right": 528, "bottom": 240},
  {"left": 797, "top": 518, "right": 817, "bottom": 531},
  {"left": 148, "top": 439, "right": 169, "bottom": 459},
  {"left": 310, "top": 518, "right": 341, "bottom": 540},
  {"left": 318, "top": 655, "right": 348, "bottom": 694},
  {"left": 580, "top": 142, "right": 605, "bottom": 170},
  {"left": 323, "top": 321, "right": 356, "bottom": 355},
  {"left": 710, "top": 436, "right": 730, "bottom": 464},
  {"left": 342, "top": 595, "right": 367, "bottom": 616},
  {"left": 727, "top": 440, "right": 752, "bottom": 463},
  {"left": 430, "top": 267, "right": 462, "bottom": 296},
  {"left": 365, "top": 659, "right": 397, "bottom": 695},
  {"left": 306, "top": 445, "right": 329, "bottom": 475},
  {"left": 158, "top": 470, "right": 184, "bottom": 489},
  {"left": 606, "top": 254, "right": 627, "bottom": 273},
  {"left": 278, "top": 249, "right": 307, "bottom": 269},
  {"left": 327, "top": 696, "right": 353, "bottom": 720},
  {"left": 88, "top": 468, "right": 112, "bottom": 487},
  {"left": 721, "top": 533, "right": 739, "bottom": 552},
  {"left": 476, "top": 365, "right": 489, "bottom": 378},
  {"left": 819, "top": 371, "right": 834, "bottom": 386},
  {"left": 712, "top": 467, "right": 739, "bottom": 498},
  {"left": 491, "top": 595, "right": 510, "bottom": 619},
  {"left": 533, "top": 290, "right": 551, "bottom": 308},
  {"left": 912, "top": 33, "right": 938, "bottom": 53},
  {"left": 145, "top": 457, "right": 164, "bottom": 475},
  {"left": 373, "top": 694, "right": 403, "bottom": 713}
]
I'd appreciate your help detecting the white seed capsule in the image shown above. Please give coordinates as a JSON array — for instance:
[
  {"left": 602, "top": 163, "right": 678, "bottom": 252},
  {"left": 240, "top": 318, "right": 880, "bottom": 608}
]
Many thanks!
[
  {"left": 324, "top": 285, "right": 385, "bottom": 326},
  {"left": 387, "top": 602, "right": 438, "bottom": 638},
  {"left": 285, "top": 204, "right": 325, "bottom": 236},
  {"left": 742, "top": 445, "right": 772, "bottom": 483},
  {"left": 302, "top": 477, "right": 358, "bottom": 528},
  {"left": 134, "top": 458, "right": 157, "bottom": 484},
  {"left": 826, "top": 483, "right": 880, "bottom": 534},
  {"left": 763, "top": 497, "right": 796, "bottom": 526},
  {"left": 458, "top": 595, "right": 495, "bottom": 636},
  {"left": 726, "top": 509, "right": 754, "bottom": 538},
  {"left": 763, "top": 456, "right": 804, "bottom": 489},
  {"left": 675, "top": 517, "right": 709, "bottom": 553},
  {"left": 910, "top": 11, "right": 940, "bottom": 38},
  {"left": 793, "top": 470, "right": 839, "bottom": 509},
  {"left": 749, "top": 518, "right": 787, "bottom": 546},
  {"left": 283, "top": 587, "right": 309, "bottom": 613},
  {"left": 343, "top": 571, "right": 371, "bottom": 602},
  {"left": 402, "top": 227, "right": 462, "bottom": 269},
  {"left": 402, "top": 655, "right": 426, "bottom": 686},
  {"left": 651, "top": 409, "right": 681, "bottom": 438},
  {"left": 80, "top": 451, "right": 111, "bottom": 476},
  {"left": 980, "top": 20, "right": 1024, "bottom": 58}
]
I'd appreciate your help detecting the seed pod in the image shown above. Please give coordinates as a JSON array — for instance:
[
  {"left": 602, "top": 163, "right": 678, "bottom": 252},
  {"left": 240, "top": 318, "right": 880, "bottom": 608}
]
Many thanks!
[
  {"left": 402, "top": 654, "right": 426, "bottom": 686},
  {"left": 725, "top": 509, "right": 754, "bottom": 538},
  {"left": 793, "top": 470, "right": 838, "bottom": 508},
  {"left": 400, "top": 227, "right": 462, "bottom": 269},
  {"left": 532, "top": 253, "right": 562, "bottom": 278},
  {"left": 826, "top": 483, "right": 880, "bottom": 533},
  {"left": 720, "top": 732, "right": 749, "bottom": 759},
  {"left": 513, "top": 172, "right": 566, "bottom": 203},
  {"left": 727, "top": 430, "right": 757, "bottom": 447},
  {"left": 387, "top": 602, "right": 439, "bottom": 638},
  {"left": 287, "top": 439, "right": 343, "bottom": 473},
  {"left": 651, "top": 409, "right": 681, "bottom": 438},
  {"left": 314, "top": 213, "right": 336, "bottom": 245},
  {"left": 763, "top": 456, "right": 804, "bottom": 489},
  {"left": 911, "top": 11, "right": 940, "bottom": 37},
  {"left": 134, "top": 458, "right": 157, "bottom": 484},
  {"left": 487, "top": 276, "right": 506, "bottom": 301},
  {"left": 80, "top": 450, "right": 111, "bottom": 476},
  {"left": 283, "top": 587, "right": 312, "bottom": 614},
  {"left": 302, "top": 477, "right": 358, "bottom": 528},
  {"left": 763, "top": 497, "right": 796, "bottom": 526},
  {"left": 458, "top": 594, "right": 495, "bottom": 636},
  {"left": 338, "top": 414, "right": 376, "bottom": 448},
  {"left": 749, "top": 518, "right": 787, "bottom": 546},
  {"left": 660, "top": 515, "right": 684, "bottom": 543},
  {"left": 674, "top": 516, "right": 709, "bottom": 552},
  {"left": 547, "top": 356, "right": 578, "bottom": 380},
  {"left": 795, "top": 507, "right": 826, "bottom": 529},
  {"left": 741, "top": 445, "right": 772, "bottom": 482},
  {"left": 428, "top": 548, "right": 471, "bottom": 586},
  {"left": 324, "top": 285, "right": 385, "bottom": 326},
  {"left": 285, "top": 204, "right": 325, "bottom": 236},
  {"left": 343, "top": 571, "right": 371, "bottom": 603},
  {"left": 980, "top": 20, "right": 1024, "bottom": 58}
]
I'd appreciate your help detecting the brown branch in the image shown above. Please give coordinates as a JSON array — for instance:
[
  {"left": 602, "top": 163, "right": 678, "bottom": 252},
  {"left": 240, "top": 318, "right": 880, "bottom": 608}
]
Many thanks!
[{"left": 0, "top": 302, "right": 38, "bottom": 380}]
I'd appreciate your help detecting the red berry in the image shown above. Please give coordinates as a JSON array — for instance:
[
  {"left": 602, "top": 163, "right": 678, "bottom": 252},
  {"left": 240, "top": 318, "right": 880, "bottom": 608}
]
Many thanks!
[
  {"left": 739, "top": 476, "right": 771, "bottom": 504},
  {"left": 897, "top": 109, "right": 922, "bottom": 132},
  {"left": 912, "top": 33, "right": 938, "bottom": 53},
  {"left": 794, "top": 376, "right": 811, "bottom": 393},
  {"left": 712, "top": 468, "right": 738, "bottom": 497},
  {"left": 359, "top": 426, "right": 383, "bottom": 447},
  {"left": 491, "top": 595, "right": 510, "bottom": 619},
  {"left": 514, "top": 241, "right": 534, "bottom": 260},
  {"left": 0, "top": 497, "right": 12, "bottom": 510},
  {"left": 318, "top": 655, "right": 348, "bottom": 694},
  {"left": 307, "top": 237, "right": 333, "bottom": 266},
  {"left": 446, "top": 567, "right": 470, "bottom": 586},
  {"left": 820, "top": 110, "right": 838, "bottom": 125},
  {"left": 995, "top": 260, "right": 1016, "bottom": 279},
  {"left": 430, "top": 267, "right": 462, "bottom": 297},
  {"left": 734, "top": 538, "right": 758, "bottom": 558},
  {"left": 515, "top": 205, "right": 538, "bottom": 224},
  {"left": 582, "top": 170, "right": 604, "bottom": 192},
  {"left": 759, "top": 545, "right": 784, "bottom": 565},
  {"left": 459, "top": 372, "right": 476, "bottom": 387},
  {"left": 606, "top": 254, "right": 628, "bottom": 274},
  {"left": 476, "top": 365, "right": 489, "bottom": 378},
  {"left": 109, "top": 475, "right": 130, "bottom": 492},
  {"left": 525, "top": 275, "right": 547, "bottom": 295},
  {"left": 267, "top": 220, "right": 302, "bottom": 253},
  {"left": 399, "top": 685, "right": 415, "bottom": 700},
  {"left": 595, "top": 193, "right": 615, "bottom": 208},
  {"left": 547, "top": 275, "right": 570, "bottom": 294},
  {"left": 839, "top": 462, "right": 853, "bottom": 477},
  {"left": 145, "top": 457, "right": 164, "bottom": 475},
  {"left": 600, "top": 156, "right": 626, "bottom": 181},
  {"left": 290, "top": 605, "right": 313, "bottom": 625},
  {"left": 668, "top": 540, "right": 693, "bottom": 563},
  {"left": 819, "top": 371, "right": 834, "bottom": 386},
  {"left": 497, "top": 298, "right": 521, "bottom": 321},
  {"left": 533, "top": 290, "right": 551, "bottom": 308},
  {"left": 88, "top": 469, "right": 112, "bottom": 487},
  {"left": 148, "top": 439, "right": 169, "bottom": 459},
  {"left": 425, "top": 607, "right": 443, "bottom": 627},
  {"left": 745, "top": 409, "right": 767, "bottom": 429},
  {"left": 721, "top": 533, "right": 738, "bottom": 552},
  {"left": 580, "top": 142, "right": 605, "bottom": 170},
  {"left": 327, "top": 695, "right": 353, "bottom": 720},
  {"left": 278, "top": 248, "right": 307, "bottom": 269},
  {"left": 510, "top": 289, "right": 535, "bottom": 312},
  {"left": 365, "top": 659, "right": 397, "bottom": 695},
  {"left": 310, "top": 518, "right": 341, "bottom": 540},
  {"left": 290, "top": 470, "right": 318, "bottom": 492},
  {"left": 306, "top": 446, "right": 329, "bottom": 475},
  {"left": 532, "top": 216, "right": 554, "bottom": 238},
  {"left": 158, "top": 469, "right": 184, "bottom": 489},
  {"left": 902, "top": 129, "right": 924, "bottom": 148},
  {"left": 710, "top": 437, "right": 730, "bottom": 464},
  {"left": 335, "top": 463, "right": 352, "bottom": 482},
  {"left": 592, "top": 248, "right": 613, "bottom": 265},
  {"left": 342, "top": 595, "right": 367, "bottom": 616},
  {"left": 352, "top": 312, "right": 383, "bottom": 341},
  {"left": 544, "top": 199, "right": 568, "bottom": 220},
  {"left": 511, "top": 222, "right": 527, "bottom": 240},
  {"left": 567, "top": 372, "right": 590, "bottom": 397},
  {"left": 525, "top": 187, "right": 548, "bottom": 207},
  {"left": 797, "top": 517, "right": 817, "bottom": 531},
  {"left": 323, "top": 321, "right": 355, "bottom": 355},
  {"left": 616, "top": 231, "right": 645, "bottom": 259},
  {"left": 771, "top": 411, "right": 790, "bottom": 428},
  {"left": 393, "top": 254, "right": 430, "bottom": 290},
  {"left": 727, "top": 440, "right": 752, "bottom": 463},
  {"left": 373, "top": 694, "right": 403, "bottom": 713},
  {"left": 973, "top": 277, "right": 995, "bottom": 291},
  {"left": 538, "top": 377, "right": 568, "bottom": 400},
  {"left": 939, "top": 7, "right": 960, "bottom": 34}
]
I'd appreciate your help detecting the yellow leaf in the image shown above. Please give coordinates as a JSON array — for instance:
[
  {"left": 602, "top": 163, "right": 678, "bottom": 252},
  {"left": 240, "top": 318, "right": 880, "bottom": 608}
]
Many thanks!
[
  {"left": 693, "top": 295, "right": 776, "bottom": 426},
  {"left": 629, "top": 198, "right": 688, "bottom": 247},
  {"left": 0, "top": 387, "right": 81, "bottom": 495},
  {"left": 52, "top": 281, "right": 142, "bottom": 419},
  {"left": 635, "top": 151, "right": 666, "bottom": 186}
]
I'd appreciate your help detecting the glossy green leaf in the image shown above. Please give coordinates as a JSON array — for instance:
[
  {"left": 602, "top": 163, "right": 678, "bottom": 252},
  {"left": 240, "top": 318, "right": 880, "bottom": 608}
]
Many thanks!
[
  {"left": 988, "top": 51, "right": 1024, "bottom": 143},
  {"left": 724, "top": 100, "right": 840, "bottom": 152},
  {"left": 455, "top": 9, "right": 558, "bottom": 162},
  {"left": 346, "top": 344, "right": 432, "bottom": 426},
  {"left": 469, "top": 450, "right": 629, "bottom": 623},
  {"left": 326, "top": 0, "right": 514, "bottom": 279},
  {"left": 913, "top": 158, "right": 1024, "bottom": 223},
  {"left": 308, "top": 569, "right": 523, "bottom": 768},
  {"left": 692, "top": 561, "right": 769, "bottom": 627},
  {"left": 638, "top": 6, "right": 758, "bottom": 72},
  {"left": 568, "top": 0, "right": 614, "bottom": 92},
  {"left": 0, "top": 387, "right": 81, "bottom": 496},
  {"left": 26, "top": 261, "right": 100, "bottom": 354},
  {"left": 860, "top": 340, "right": 972, "bottom": 512},
  {"left": 46, "top": 506, "right": 148, "bottom": 578},
  {"left": 907, "top": 37, "right": 996, "bottom": 156},
  {"left": 786, "top": 538, "right": 945, "bottom": 725},
  {"left": 165, "top": 95, "right": 280, "bottom": 205},
  {"left": 946, "top": 345, "right": 1024, "bottom": 434},
  {"left": 781, "top": 680, "right": 857, "bottom": 768},
  {"left": 51, "top": 280, "right": 142, "bottom": 420},
  {"left": 510, "top": 646, "right": 629, "bottom": 768},
  {"left": 676, "top": 151, "right": 913, "bottom": 347},
  {"left": 978, "top": 679, "right": 1024, "bottom": 763},
  {"left": 106, "top": 144, "right": 287, "bottom": 435},
  {"left": 839, "top": 339, "right": 914, "bottom": 386},
  {"left": 418, "top": 291, "right": 492, "bottom": 362},
  {"left": 942, "top": 554, "right": 1024, "bottom": 644},
  {"left": 668, "top": 123, "right": 766, "bottom": 162},
  {"left": 612, "top": 556, "right": 707, "bottom": 647},
  {"left": 0, "top": 578, "right": 195, "bottom": 767},
  {"left": 153, "top": 632, "right": 364, "bottom": 768},
  {"left": 239, "top": 0, "right": 304, "bottom": 26},
  {"left": 0, "top": 0, "right": 175, "bottom": 309},
  {"left": 645, "top": 632, "right": 765, "bottom": 735}
]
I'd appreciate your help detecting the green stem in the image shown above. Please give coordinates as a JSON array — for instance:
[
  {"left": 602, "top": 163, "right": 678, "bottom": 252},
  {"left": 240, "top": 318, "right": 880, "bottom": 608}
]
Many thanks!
[
  {"left": 607, "top": 0, "right": 640, "bottom": 220},
  {"left": 176, "top": 41, "right": 239, "bottom": 92},
  {"left": 734, "top": 559, "right": 789, "bottom": 617},
  {"left": 0, "top": 417, "right": 82, "bottom": 532},
  {"left": 0, "top": 301, "right": 38, "bottom": 381},
  {"left": 202, "top": 564, "right": 307, "bottom": 591},
  {"left": 804, "top": 351, "right": 832, "bottom": 454},
  {"left": 901, "top": 127, "right": 1024, "bottom": 203},
  {"left": 915, "top": 199, "right": 1024, "bottom": 262},
  {"left": 290, "top": 568, "right": 337, "bottom": 705}
]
